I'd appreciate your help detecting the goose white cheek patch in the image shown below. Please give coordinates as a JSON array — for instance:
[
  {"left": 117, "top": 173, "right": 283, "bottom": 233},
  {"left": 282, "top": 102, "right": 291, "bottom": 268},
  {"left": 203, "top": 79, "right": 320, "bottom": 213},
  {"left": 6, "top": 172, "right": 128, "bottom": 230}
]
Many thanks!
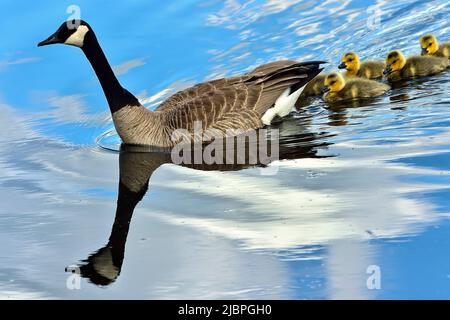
[{"left": 64, "top": 25, "right": 89, "bottom": 47}]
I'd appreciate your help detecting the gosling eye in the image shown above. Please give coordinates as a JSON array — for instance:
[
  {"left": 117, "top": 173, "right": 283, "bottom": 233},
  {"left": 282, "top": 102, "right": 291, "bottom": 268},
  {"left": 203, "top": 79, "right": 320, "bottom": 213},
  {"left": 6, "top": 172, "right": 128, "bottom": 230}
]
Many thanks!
[
  {"left": 393, "top": 59, "right": 398, "bottom": 64},
  {"left": 347, "top": 58, "right": 353, "bottom": 62},
  {"left": 428, "top": 43, "right": 432, "bottom": 47},
  {"left": 329, "top": 81, "right": 336, "bottom": 85}
]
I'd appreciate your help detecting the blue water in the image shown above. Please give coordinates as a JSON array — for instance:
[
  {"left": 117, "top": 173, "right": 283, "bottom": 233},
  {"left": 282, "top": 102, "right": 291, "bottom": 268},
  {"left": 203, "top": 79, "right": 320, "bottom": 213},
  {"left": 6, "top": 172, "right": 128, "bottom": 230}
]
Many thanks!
[{"left": 0, "top": 0, "right": 450, "bottom": 299}]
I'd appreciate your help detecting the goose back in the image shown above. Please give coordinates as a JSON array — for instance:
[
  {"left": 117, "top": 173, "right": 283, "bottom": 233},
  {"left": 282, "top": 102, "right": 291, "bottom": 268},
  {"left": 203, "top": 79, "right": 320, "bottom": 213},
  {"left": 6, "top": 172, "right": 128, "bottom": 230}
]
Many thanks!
[{"left": 113, "top": 60, "right": 324, "bottom": 147}]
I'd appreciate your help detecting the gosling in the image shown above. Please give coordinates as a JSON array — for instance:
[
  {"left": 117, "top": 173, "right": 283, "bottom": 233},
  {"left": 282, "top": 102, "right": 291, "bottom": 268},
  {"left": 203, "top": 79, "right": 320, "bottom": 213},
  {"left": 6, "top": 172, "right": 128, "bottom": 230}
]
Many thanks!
[
  {"left": 420, "top": 34, "right": 450, "bottom": 58},
  {"left": 301, "top": 74, "right": 327, "bottom": 97},
  {"left": 338, "top": 52, "right": 385, "bottom": 79},
  {"left": 383, "top": 50, "right": 449, "bottom": 82},
  {"left": 322, "top": 72, "right": 390, "bottom": 103}
]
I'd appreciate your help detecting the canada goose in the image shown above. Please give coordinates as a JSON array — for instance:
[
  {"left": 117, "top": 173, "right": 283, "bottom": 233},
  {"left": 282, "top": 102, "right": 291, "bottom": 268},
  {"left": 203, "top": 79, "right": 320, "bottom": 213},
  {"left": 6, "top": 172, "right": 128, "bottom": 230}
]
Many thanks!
[
  {"left": 338, "top": 52, "right": 385, "bottom": 79},
  {"left": 383, "top": 50, "right": 450, "bottom": 82},
  {"left": 420, "top": 34, "right": 450, "bottom": 58},
  {"left": 38, "top": 20, "right": 324, "bottom": 147},
  {"left": 322, "top": 72, "right": 390, "bottom": 103}
]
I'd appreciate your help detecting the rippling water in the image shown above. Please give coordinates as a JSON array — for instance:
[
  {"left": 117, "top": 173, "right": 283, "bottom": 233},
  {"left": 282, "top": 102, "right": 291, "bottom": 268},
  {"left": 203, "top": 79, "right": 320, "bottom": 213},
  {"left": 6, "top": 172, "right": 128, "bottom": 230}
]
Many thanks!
[{"left": 1, "top": 0, "right": 450, "bottom": 299}]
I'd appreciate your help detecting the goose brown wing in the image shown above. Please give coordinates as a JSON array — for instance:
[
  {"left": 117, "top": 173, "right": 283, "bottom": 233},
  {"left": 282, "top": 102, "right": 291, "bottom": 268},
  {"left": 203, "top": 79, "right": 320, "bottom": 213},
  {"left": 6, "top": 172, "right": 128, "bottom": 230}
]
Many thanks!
[
  {"left": 248, "top": 60, "right": 300, "bottom": 76},
  {"left": 161, "top": 83, "right": 263, "bottom": 132},
  {"left": 156, "top": 60, "right": 322, "bottom": 113},
  {"left": 155, "top": 76, "right": 251, "bottom": 112},
  {"left": 158, "top": 60, "right": 325, "bottom": 131}
]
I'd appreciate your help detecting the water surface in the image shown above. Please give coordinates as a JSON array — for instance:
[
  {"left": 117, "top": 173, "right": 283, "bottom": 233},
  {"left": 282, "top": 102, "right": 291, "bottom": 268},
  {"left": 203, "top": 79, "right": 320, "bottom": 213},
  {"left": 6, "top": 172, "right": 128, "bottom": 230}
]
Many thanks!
[{"left": 0, "top": 0, "right": 450, "bottom": 299}]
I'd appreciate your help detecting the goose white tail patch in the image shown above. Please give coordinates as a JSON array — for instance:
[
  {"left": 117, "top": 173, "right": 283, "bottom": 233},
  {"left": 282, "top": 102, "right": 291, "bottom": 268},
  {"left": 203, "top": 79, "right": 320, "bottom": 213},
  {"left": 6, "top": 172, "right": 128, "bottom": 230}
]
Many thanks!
[
  {"left": 64, "top": 25, "right": 89, "bottom": 47},
  {"left": 261, "top": 108, "right": 277, "bottom": 126},
  {"left": 261, "top": 85, "right": 305, "bottom": 125}
]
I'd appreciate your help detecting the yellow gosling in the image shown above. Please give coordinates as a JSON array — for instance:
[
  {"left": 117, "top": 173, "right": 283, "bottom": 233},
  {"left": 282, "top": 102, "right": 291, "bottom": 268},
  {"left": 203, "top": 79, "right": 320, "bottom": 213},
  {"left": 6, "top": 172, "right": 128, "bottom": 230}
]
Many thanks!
[
  {"left": 420, "top": 34, "right": 450, "bottom": 58},
  {"left": 323, "top": 72, "right": 390, "bottom": 103},
  {"left": 338, "top": 52, "right": 385, "bottom": 79},
  {"left": 301, "top": 74, "right": 327, "bottom": 97}
]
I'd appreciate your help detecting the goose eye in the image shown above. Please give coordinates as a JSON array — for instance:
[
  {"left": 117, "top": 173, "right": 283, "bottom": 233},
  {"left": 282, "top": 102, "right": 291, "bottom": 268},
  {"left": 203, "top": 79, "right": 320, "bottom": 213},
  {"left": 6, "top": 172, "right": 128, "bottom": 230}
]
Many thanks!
[
  {"left": 329, "top": 81, "right": 336, "bottom": 85},
  {"left": 428, "top": 43, "right": 432, "bottom": 47},
  {"left": 348, "top": 58, "right": 353, "bottom": 62}
]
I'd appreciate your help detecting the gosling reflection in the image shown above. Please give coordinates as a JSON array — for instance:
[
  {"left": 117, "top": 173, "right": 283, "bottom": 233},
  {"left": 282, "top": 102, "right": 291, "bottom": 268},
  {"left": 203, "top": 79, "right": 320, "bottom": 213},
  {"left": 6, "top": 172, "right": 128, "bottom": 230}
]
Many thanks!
[
  {"left": 73, "top": 130, "right": 332, "bottom": 286},
  {"left": 326, "top": 98, "right": 383, "bottom": 127}
]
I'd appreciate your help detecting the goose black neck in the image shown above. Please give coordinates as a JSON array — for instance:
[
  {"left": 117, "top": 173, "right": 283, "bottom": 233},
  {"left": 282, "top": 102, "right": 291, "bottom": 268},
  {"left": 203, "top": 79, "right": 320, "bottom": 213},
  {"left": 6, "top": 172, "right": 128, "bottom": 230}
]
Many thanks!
[
  {"left": 82, "top": 31, "right": 139, "bottom": 113},
  {"left": 107, "top": 180, "right": 148, "bottom": 249}
]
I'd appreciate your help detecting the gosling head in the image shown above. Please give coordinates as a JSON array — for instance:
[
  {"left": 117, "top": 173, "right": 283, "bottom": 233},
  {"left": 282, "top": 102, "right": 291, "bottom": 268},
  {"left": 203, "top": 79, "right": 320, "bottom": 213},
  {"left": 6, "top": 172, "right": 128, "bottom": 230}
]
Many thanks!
[
  {"left": 38, "top": 20, "right": 92, "bottom": 48},
  {"left": 338, "top": 52, "right": 360, "bottom": 75},
  {"left": 384, "top": 50, "right": 406, "bottom": 75},
  {"left": 420, "top": 34, "right": 439, "bottom": 55},
  {"left": 323, "top": 72, "right": 346, "bottom": 93}
]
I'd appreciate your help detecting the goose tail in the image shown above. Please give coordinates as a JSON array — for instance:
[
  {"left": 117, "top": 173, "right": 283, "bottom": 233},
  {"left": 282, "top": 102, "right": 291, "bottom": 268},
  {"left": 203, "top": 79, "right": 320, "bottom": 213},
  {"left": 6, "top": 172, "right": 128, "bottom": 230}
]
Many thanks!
[{"left": 252, "top": 61, "right": 325, "bottom": 115}]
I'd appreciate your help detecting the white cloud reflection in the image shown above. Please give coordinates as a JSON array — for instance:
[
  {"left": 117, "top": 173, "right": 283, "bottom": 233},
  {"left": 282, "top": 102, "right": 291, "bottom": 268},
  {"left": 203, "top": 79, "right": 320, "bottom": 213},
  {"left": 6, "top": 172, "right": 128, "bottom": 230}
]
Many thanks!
[
  {"left": 112, "top": 58, "right": 146, "bottom": 76},
  {"left": 0, "top": 57, "right": 40, "bottom": 72},
  {"left": 207, "top": 0, "right": 305, "bottom": 30},
  {"left": 45, "top": 94, "right": 110, "bottom": 126},
  {"left": 149, "top": 156, "right": 441, "bottom": 251}
]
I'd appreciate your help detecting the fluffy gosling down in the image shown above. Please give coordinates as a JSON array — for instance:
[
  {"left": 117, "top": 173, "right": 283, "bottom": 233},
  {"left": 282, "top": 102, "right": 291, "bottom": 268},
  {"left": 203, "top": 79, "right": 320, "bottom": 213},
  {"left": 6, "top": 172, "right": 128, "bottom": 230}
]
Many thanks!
[
  {"left": 322, "top": 72, "right": 390, "bottom": 103},
  {"left": 300, "top": 74, "right": 327, "bottom": 97},
  {"left": 301, "top": 52, "right": 385, "bottom": 98},
  {"left": 338, "top": 52, "right": 385, "bottom": 79},
  {"left": 420, "top": 34, "right": 450, "bottom": 58},
  {"left": 383, "top": 50, "right": 449, "bottom": 82}
]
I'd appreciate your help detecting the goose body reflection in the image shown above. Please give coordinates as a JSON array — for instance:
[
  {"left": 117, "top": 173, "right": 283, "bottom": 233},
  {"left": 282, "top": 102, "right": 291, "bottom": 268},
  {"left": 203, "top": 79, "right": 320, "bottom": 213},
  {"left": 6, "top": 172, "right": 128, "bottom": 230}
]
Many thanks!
[{"left": 74, "top": 128, "right": 332, "bottom": 285}]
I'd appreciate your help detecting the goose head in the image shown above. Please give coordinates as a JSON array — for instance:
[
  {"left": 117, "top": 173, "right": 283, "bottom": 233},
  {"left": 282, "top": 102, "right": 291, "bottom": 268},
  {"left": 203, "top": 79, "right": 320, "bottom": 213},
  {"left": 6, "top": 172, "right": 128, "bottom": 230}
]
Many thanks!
[
  {"left": 38, "top": 19, "right": 91, "bottom": 48},
  {"left": 323, "top": 72, "right": 346, "bottom": 93},
  {"left": 384, "top": 50, "right": 406, "bottom": 75},
  {"left": 73, "top": 247, "right": 120, "bottom": 286},
  {"left": 338, "top": 52, "right": 360, "bottom": 76},
  {"left": 420, "top": 34, "right": 439, "bottom": 55}
]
